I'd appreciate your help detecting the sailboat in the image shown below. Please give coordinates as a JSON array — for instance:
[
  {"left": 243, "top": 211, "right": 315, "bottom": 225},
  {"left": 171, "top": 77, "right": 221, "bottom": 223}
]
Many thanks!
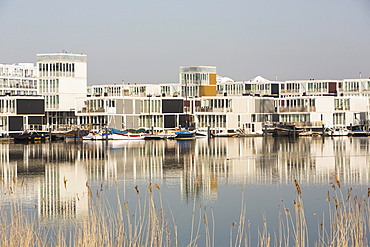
[
  {"left": 83, "top": 128, "right": 146, "bottom": 140},
  {"left": 174, "top": 121, "right": 195, "bottom": 140}
]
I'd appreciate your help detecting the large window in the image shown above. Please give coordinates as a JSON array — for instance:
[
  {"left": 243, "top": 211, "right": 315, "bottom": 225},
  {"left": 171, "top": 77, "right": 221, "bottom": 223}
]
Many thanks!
[{"left": 333, "top": 113, "right": 345, "bottom": 126}]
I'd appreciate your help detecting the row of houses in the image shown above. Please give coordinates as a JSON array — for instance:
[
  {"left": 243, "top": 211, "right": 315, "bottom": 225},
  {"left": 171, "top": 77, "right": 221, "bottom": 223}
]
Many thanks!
[{"left": 0, "top": 52, "right": 369, "bottom": 136}]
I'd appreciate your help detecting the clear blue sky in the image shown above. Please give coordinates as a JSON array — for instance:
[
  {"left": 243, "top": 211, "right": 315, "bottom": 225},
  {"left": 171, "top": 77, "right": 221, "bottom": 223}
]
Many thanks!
[{"left": 1, "top": 0, "right": 369, "bottom": 85}]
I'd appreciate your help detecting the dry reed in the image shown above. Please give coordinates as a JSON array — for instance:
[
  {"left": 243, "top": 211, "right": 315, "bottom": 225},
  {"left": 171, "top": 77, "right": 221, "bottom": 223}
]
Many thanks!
[{"left": 0, "top": 177, "right": 369, "bottom": 246}]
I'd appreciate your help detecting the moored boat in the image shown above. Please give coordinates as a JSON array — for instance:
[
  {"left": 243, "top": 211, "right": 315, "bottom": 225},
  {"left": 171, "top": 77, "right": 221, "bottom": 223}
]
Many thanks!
[
  {"left": 83, "top": 128, "right": 146, "bottom": 140},
  {"left": 299, "top": 131, "right": 321, "bottom": 137},
  {"left": 174, "top": 130, "right": 196, "bottom": 140},
  {"left": 349, "top": 129, "right": 368, "bottom": 137},
  {"left": 211, "top": 129, "right": 238, "bottom": 137},
  {"left": 195, "top": 130, "right": 209, "bottom": 138},
  {"left": 328, "top": 128, "right": 349, "bottom": 136},
  {"left": 273, "top": 124, "right": 303, "bottom": 137},
  {"left": 144, "top": 134, "right": 165, "bottom": 140},
  {"left": 11, "top": 131, "right": 46, "bottom": 142},
  {"left": 111, "top": 133, "right": 146, "bottom": 140}
]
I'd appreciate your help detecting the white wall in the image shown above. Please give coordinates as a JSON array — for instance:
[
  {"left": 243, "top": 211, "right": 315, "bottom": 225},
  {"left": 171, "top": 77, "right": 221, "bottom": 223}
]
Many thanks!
[{"left": 59, "top": 78, "right": 87, "bottom": 110}]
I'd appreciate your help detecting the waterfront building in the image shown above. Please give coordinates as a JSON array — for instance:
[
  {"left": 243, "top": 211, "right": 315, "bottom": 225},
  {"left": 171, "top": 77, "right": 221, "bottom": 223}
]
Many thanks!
[
  {"left": 76, "top": 95, "right": 188, "bottom": 131},
  {"left": 37, "top": 53, "right": 87, "bottom": 130},
  {"left": 88, "top": 83, "right": 124, "bottom": 97},
  {"left": 76, "top": 65, "right": 370, "bottom": 133},
  {"left": 78, "top": 66, "right": 272, "bottom": 133},
  {"left": 274, "top": 96, "right": 369, "bottom": 129},
  {"left": 1, "top": 54, "right": 370, "bottom": 133},
  {"left": 0, "top": 63, "right": 38, "bottom": 96},
  {"left": 0, "top": 95, "right": 45, "bottom": 136},
  {"left": 214, "top": 73, "right": 370, "bottom": 130},
  {"left": 179, "top": 66, "right": 217, "bottom": 97}
]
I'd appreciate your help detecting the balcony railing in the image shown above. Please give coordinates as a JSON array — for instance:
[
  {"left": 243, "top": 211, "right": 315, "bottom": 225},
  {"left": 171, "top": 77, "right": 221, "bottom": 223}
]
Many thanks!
[
  {"left": 195, "top": 107, "right": 232, "bottom": 113},
  {"left": 279, "top": 106, "right": 316, "bottom": 113},
  {"left": 78, "top": 108, "right": 105, "bottom": 113}
]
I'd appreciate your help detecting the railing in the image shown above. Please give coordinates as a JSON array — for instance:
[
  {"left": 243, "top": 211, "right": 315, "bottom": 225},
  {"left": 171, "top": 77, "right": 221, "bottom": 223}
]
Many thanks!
[
  {"left": 279, "top": 106, "right": 316, "bottom": 113},
  {"left": 26, "top": 124, "right": 49, "bottom": 132},
  {"left": 280, "top": 121, "right": 323, "bottom": 127},
  {"left": 195, "top": 107, "right": 232, "bottom": 113},
  {"left": 78, "top": 108, "right": 105, "bottom": 113}
]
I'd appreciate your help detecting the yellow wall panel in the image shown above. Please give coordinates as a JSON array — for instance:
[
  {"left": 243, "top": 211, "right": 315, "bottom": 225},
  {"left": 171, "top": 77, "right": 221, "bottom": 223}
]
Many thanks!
[
  {"left": 200, "top": 85, "right": 216, "bottom": 97},
  {"left": 209, "top": 73, "right": 216, "bottom": 85}
]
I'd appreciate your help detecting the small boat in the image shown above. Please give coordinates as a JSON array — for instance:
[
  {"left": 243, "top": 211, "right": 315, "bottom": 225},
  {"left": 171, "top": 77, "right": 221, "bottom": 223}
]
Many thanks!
[
  {"left": 195, "top": 131, "right": 209, "bottom": 138},
  {"left": 144, "top": 134, "right": 165, "bottom": 140},
  {"left": 174, "top": 130, "right": 196, "bottom": 140},
  {"left": 211, "top": 130, "right": 238, "bottom": 137},
  {"left": 350, "top": 129, "right": 368, "bottom": 137},
  {"left": 156, "top": 131, "right": 177, "bottom": 139},
  {"left": 273, "top": 124, "right": 303, "bottom": 137},
  {"left": 82, "top": 132, "right": 96, "bottom": 140},
  {"left": 299, "top": 131, "right": 321, "bottom": 137},
  {"left": 328, "top": 128, "right": 349, "bottom": 136},
  {"left": 11, "top": 131, "right": 46, "bottom": 142},
  {"left": 83, "top": 128, "right": 146, "bottom": 140},
  {"left": 110, "top": 128, "right": 146, "bottom": 140}
]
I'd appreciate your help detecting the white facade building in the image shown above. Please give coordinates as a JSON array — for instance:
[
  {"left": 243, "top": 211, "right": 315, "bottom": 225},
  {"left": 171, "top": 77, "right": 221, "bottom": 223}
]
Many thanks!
[
  {"left": 37, "top": 53, "right": 87, "bottom": 129},
  {"left": 0, "top": 63, "right": 38, "bottom": 96}
]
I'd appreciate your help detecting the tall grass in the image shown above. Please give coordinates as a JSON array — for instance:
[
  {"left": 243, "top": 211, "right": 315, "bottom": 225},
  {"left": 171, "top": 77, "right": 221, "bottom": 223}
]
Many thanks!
[{"left": 0, "top": 178, "right": 369, "bottom": 246}]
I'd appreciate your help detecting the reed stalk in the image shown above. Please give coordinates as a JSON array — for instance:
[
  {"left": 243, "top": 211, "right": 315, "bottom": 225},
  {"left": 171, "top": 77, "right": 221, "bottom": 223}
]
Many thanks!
[{"left": 0, "top": 178, "right": 369, "bottom": 246}]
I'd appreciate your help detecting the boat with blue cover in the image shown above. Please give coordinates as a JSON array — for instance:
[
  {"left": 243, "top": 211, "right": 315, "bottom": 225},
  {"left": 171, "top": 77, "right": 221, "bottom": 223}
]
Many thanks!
[{"left": 174, "top": 130, "right": 196, "bottom": 140}]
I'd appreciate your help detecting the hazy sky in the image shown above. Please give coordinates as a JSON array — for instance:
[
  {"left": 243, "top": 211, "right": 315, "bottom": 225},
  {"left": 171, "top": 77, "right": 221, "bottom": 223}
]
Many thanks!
[{"left": 1, "top": 0, "right": 369, "bottom": 85}]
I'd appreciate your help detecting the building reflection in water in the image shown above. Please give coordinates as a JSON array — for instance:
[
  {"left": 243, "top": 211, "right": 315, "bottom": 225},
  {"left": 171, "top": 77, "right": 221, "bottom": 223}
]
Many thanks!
[{"left": 0, "top": 137, "right": 370, "bottom": 219}]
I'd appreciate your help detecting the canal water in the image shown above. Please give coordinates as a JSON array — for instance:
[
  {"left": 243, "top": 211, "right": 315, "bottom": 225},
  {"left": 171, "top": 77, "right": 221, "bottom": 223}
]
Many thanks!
[{"left": 1, "top": 136, "right": 369, "bottom": 246}]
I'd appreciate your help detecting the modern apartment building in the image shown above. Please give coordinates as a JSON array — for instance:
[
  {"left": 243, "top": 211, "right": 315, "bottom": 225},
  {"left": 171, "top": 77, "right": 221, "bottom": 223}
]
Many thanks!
[
  {"left": 1, "top": 54, "right": 369, "bottom": 135},
  {"left": 0, "top": 63, "right": 45, "bottom": 136},
  {"left": 179, "top": 66, "right": 217, "bottom": 97},
  {"left": 0, "top": 63, "right": 38, "bottom": 96},
  {"left": 37, "top": 53, "right": 87, "bottom": 130},
  {"left": 77, "top": 66, "right": 370, "bottom": 133},
  {"left": 0, "top": 95, "right": 45, "bottom": 136}
]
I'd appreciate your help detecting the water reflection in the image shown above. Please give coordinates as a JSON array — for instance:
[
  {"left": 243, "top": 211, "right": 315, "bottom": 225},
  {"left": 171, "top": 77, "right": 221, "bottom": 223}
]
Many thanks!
[{"left": 1, "top": 137, "right": 370, "bottom": 220}]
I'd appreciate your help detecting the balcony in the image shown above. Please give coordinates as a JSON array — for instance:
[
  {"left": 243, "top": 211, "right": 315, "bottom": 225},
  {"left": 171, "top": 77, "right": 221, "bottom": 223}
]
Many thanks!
[
  {"left": 195, "top": 106, "right": 232, "bottom": 113},
  {"left": 279, "top": 106, "right": 316, "bottom": 113},
  {"left": 78, "top": 108, "right": 105, "bottom": 113}
]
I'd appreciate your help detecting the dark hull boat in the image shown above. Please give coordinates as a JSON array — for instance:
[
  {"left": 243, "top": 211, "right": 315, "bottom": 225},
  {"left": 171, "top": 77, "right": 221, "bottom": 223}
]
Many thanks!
[
  {"left": 11, "top": 132, "right": 46, "bottom": 142},
  {"left": 273, "top": 124, "right": 303, "bottom": 137},
  {"left": 350, "top": 130, "right": 368, "bottom": 136}
]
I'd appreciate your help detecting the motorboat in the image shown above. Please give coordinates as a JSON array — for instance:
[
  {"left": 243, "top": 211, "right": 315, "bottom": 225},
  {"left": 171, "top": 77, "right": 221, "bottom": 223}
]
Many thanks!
[
  {"left": 211, "top": 129, "right": 238, "bottom": 137},
  {"left": 328, "top": 128, "right": 349, "bottom": 136},
  {"left": 195, "top": 131, "right": 209, "bottom": 138}
]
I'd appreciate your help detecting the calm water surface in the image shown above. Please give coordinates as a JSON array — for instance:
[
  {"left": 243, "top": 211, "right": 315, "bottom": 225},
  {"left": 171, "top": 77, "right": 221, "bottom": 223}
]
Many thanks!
[{"left": 1, "top": 136, "right": 369, "bottom": 245}]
